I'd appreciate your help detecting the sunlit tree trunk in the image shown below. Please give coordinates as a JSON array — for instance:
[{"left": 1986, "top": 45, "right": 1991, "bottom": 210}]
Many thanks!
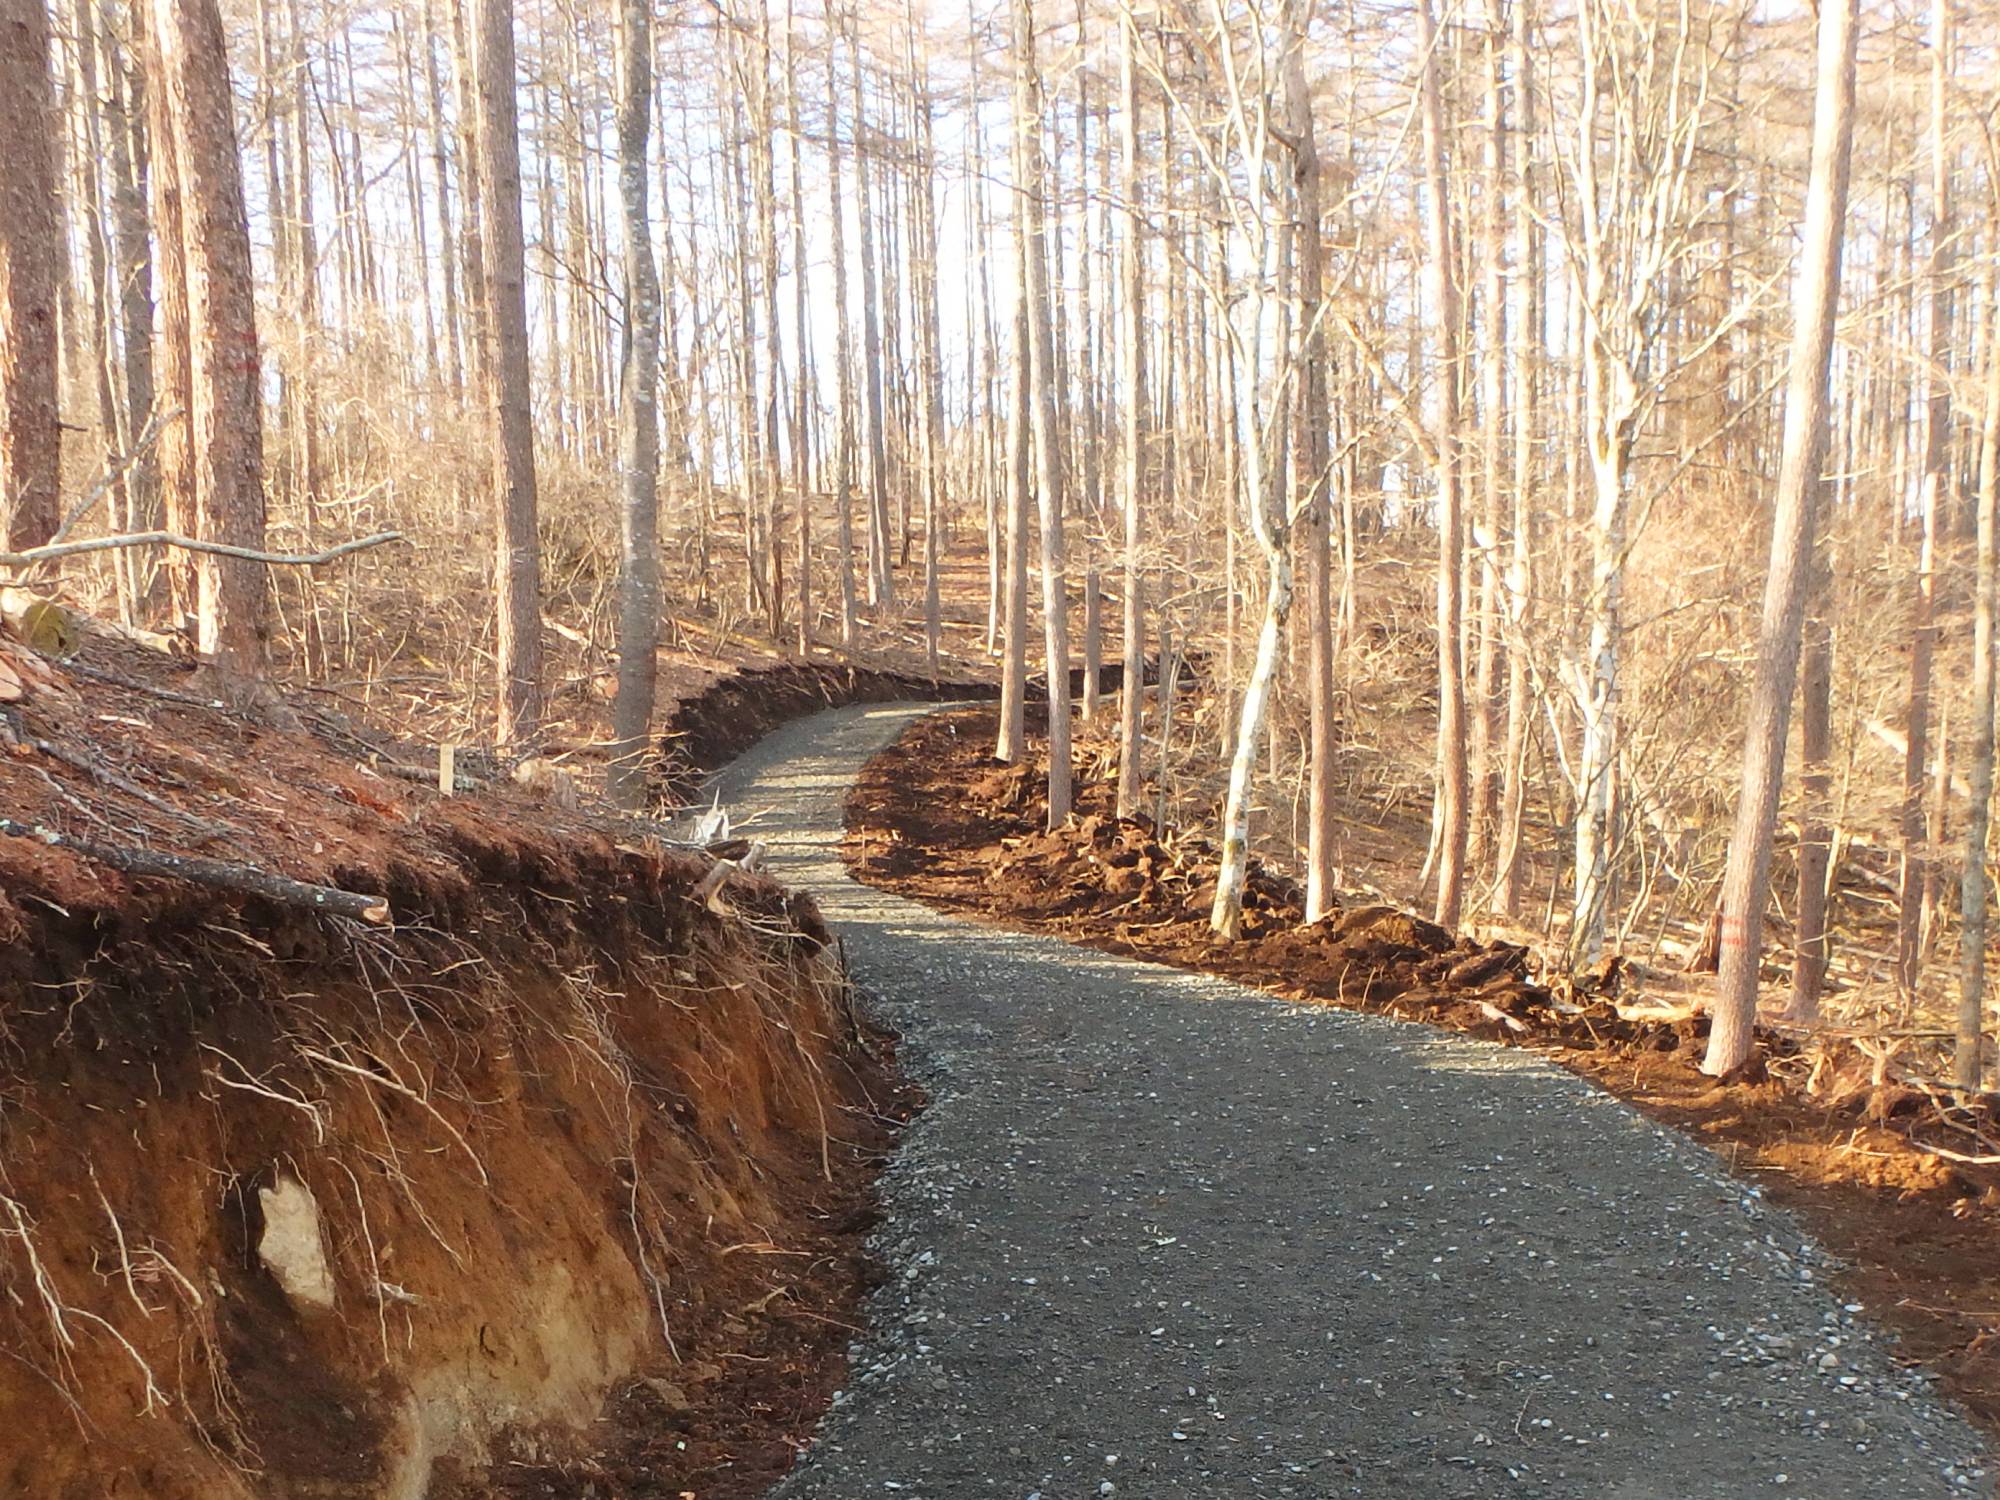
[
  {"left": 607, "top": 0, "right": 659, "bottom": 812},
  {"left": 1957, "top": 268, "right": 2000, "bottom": 1089},
  {"left": 1114, "top": 5, "right": 1146, "bottom": 823},
  {"left": 1293, "top": 22, "right": 1334, "bottom": 923},
  {"left": 1012, "top": 0, "right": 1070, "bottom": 826},
  {"left": 1791, "top": 534, "right": 1834, "bottom": 1021},
  {"left": 471, "top": 0, "right": 541, "bottom": 743},
  {"left": 850, "top": 11, "right": 891, "bottom": 614},
  {"left": 1895, "top": 0, "right": 1953, "bottom": 1002},
  {"left": 824, "top": 3, "right": 857, "bottom": 648},
  {"left": 151, "top": 0, "right": 269, "bottom": 674},
  {"left": 1417, "top": 0, "right": 1468, "bottom": 929},
  {"left": 1492, "top": 0, "right": 1538, "bottom": 917},
  {"left": 1705, "top": 0, "right": 1858, "bottom": 1076},
  {"left": 995, "top": 293, "right": 1031, "bottom": 765}
]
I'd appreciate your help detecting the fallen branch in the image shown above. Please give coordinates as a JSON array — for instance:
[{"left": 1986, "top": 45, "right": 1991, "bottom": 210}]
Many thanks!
[
  {"left": 0, "top": 818, "right": 389, "bottom": 923},
  {"left": 0, "top": 529, "right": 405, "bottom": 570}
]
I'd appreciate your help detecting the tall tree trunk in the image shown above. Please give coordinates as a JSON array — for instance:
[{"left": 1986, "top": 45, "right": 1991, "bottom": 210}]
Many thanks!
[
  {"left": 1467, "top": 0, "right": 1506, "bottom": 879},
  {"left": 824, "top": 4, "right": 857, "bottom": 648},
  {"left": 143, "top": 0, "right": 194, "bottom": 623},
  {"left": 420, "top": 0, "right": 463, "bottom": 398},
  {"left": 1897, "top": 0, "right": 1953, "bottom": 1001},
  {"left": 908, "top": 5, "right": 942, "bottom": 678},
  {"left": 1792, "top": 534, "right": 1834, "bottom": 1020},
  {"left": 1492, "top": 0, "right": 1537, "bottom": 916},
  {"left": 1013, "top": 0, "right": 1070, "bottom": 826},
  {"left": 152, "top": 0, "right": 269, "bottom": 674},
  {"left": 1293, "top": 22, "right": 1334, "bottom": 923},
  {"left": 1957, "top": 266, "right": 2000, "bottom": 1089},
  {"left": 850, "top": 12, "right": 892, "bottom": 614},
  {"left": 995, "top": 293, "right": 1031, "bottom": 765},
  {"left": 607, "top": 0, "right": 659, "bottom": 812},
  {"left": 0, "top": 0, "right": 63, "bottom": 553},
  {"left": 104, "top": 0, "right": 160, "bottom": 615},
  {"left": 471, "top": 0, "right": 541, "bottom": 744},
  {"left": 786, "top": 1, "right": 812, "bottom": 656},
  {"left": 1417, "top": 0, "right": 1468, "bottom": 929},
  {"left": 1114, "top": 5, "right": 1146, "bottom": 823},
  {"left": 1704, "top": 0, "right": 1858, "bottom": 1076}
]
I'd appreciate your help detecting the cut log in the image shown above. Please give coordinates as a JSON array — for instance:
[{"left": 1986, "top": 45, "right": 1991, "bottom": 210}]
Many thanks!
[{"left": 0, "top": 818, "right": 390, "bottom": 923}]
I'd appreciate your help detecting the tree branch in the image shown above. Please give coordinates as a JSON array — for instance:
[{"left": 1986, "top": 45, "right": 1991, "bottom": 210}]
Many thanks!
[
  {"left": 0, "top": 530, "right": 406, "bottom": 570},
  {"left": 0, "top": 818, "right": 390, "bottom": 924}
]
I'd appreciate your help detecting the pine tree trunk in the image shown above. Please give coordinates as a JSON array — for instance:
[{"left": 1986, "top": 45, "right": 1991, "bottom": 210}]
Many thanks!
[
  {"left": 824, "top": 4, "right": 857, "bottom": 648},
  {"left": 607, "top": 0, "right": 659, "bottom": 813},
  {"left": 471, "top": 0, "right": 541, "bottom": 744},
  {"left": 1492, "top": 0, "right": 1538, "bottom": 917},
  {"left": 1292, "top": 22, "right": 1334, "bottom": 924},
  {"left": 1467, "top": 0, "right": 1506, "bottom": 879},
  {"left": 1705, "top": 0, "right": 1858, "bottom": 1076},
  {"left": 1897, "top": 0, "right": 1953, "bottom": 1001},
  {"left": 1417, "top": 0, "right": 1468, "bottom": 929},
  {"left": 1013, "top": 0, "right": 1070, "bottom": 826},
  {"left": 850, "top": 13, "right": 892, "bottom": 614},
  {"left": 152, "top": 0, "right": 269, "bottom": 674},
  {"left": 1792, "top": 538, "right": 1834, "bottom": 1021},
  {"left": 0, "top": 0, "right": 63, "bottom": 553},
  {"left": 1957, "top": 265, "right": 2000, "bottom": 1089},
  {"left": 995, "top": 292, "right": 1031, "bottom": 765},
  {"left": 1114, "top": 7, "right": 1145, "bottom": 823},
  {"left": 104, "top": 0, "right": 160, "bottom": 616}
]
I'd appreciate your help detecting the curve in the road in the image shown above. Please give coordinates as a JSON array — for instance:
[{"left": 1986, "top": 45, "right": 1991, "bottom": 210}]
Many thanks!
[{"left": 709, "top": 703, "right": 1989, "bottom": 1500}]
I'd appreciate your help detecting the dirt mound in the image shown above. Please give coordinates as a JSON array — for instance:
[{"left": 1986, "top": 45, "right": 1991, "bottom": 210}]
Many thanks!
[
  {"left": 845, "top": 703, "right": 2000, "bottom": 1439},
  {"left": 871, "top": 712, "right": 1669, "bottom": 1054},
  {"left": 0, "top": 634, "right": 907, "bottom": 1499}
]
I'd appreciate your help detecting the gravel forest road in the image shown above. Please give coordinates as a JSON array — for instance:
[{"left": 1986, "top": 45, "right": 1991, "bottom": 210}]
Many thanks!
[{"left": 711, "top": 703, "right": 1990, "bottom": 1500}]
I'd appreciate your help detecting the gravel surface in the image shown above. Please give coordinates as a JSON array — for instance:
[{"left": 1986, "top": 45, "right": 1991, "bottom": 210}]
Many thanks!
[{"left": 712, "top": 704, "right": 1992, "bottom": 1499}]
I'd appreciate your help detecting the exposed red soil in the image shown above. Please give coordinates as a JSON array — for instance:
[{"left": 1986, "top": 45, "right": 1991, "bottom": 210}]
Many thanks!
[
  {"left": 844, "top": 703, "right": 2000, "bottom": 1442},
  {"left": 0, "top": 631, "right": 915, "bottom": 1500}
]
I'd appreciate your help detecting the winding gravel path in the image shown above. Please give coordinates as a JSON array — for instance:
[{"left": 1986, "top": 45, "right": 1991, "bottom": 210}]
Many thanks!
[{"left": 714, "top": 703, "right": 1990, "bottom": 1499}]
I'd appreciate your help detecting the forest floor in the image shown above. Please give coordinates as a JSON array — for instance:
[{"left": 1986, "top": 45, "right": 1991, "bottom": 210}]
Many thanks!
[{"left": 844, "top": 701, "right": 2000, "bottom": 1448}]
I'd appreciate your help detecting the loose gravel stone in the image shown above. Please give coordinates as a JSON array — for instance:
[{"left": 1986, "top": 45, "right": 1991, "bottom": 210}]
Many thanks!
[{"left": 710, "top": 704, "right": 1992, "bottom": 1500}]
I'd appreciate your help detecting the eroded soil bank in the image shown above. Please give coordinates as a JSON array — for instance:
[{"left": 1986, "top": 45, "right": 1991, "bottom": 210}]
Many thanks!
[
  {"left": 844, "top": 703, "right": 2000, "bottom": 1443},
  {"left": 0, "top": 639, "right": 909, "bottom": 1499}
]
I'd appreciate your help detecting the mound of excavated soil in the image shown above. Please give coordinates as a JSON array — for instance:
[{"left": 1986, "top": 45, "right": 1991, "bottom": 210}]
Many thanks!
[
  {"left": 844, "top": 702, "right": 2000, "bottom": 1441},
  {"left": 0, "top": 635, "right": 908, "bottom": 1500}
]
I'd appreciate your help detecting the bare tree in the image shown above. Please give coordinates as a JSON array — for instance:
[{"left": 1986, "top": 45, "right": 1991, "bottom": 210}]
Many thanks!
[
  {"left": 1, "top": 0, "right": 63, "bottom": 554},
  {"left": 150, "top": 0, "right": 269, "bottom": 673},
  {"left": 1894, "top": 0, "right": 1954, "bottom": 1001},
  {"left": 1416, "top": 0, "right": 1467, "bottom": 929},
  {"left": 1115, "top": 3, "right": 1146, "bottom": 822},
  {"left": 1956, "top": 267, "right": 2000, "bottom": 1088},
  {"left": 1704, "top": 0, "right": 1858, "bottom": 1077},
  {"left": 607, "top": 0, "right": 660, "bottom": 811},
  {"left": 1012, "top": 0, "right": 1071, "bottom": 826},
  {"left": 1293, "top": 12, "right": 1335, "bottom": 923},
  {"left": 1206, "top": 0, "right": 1302, "bottom": 939},
  {"left": 1553, "top": 0, "right": 1731, "bottom": 964},
  {"left": 471, "top": 0, "right": 542, "bottom": 744}
]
